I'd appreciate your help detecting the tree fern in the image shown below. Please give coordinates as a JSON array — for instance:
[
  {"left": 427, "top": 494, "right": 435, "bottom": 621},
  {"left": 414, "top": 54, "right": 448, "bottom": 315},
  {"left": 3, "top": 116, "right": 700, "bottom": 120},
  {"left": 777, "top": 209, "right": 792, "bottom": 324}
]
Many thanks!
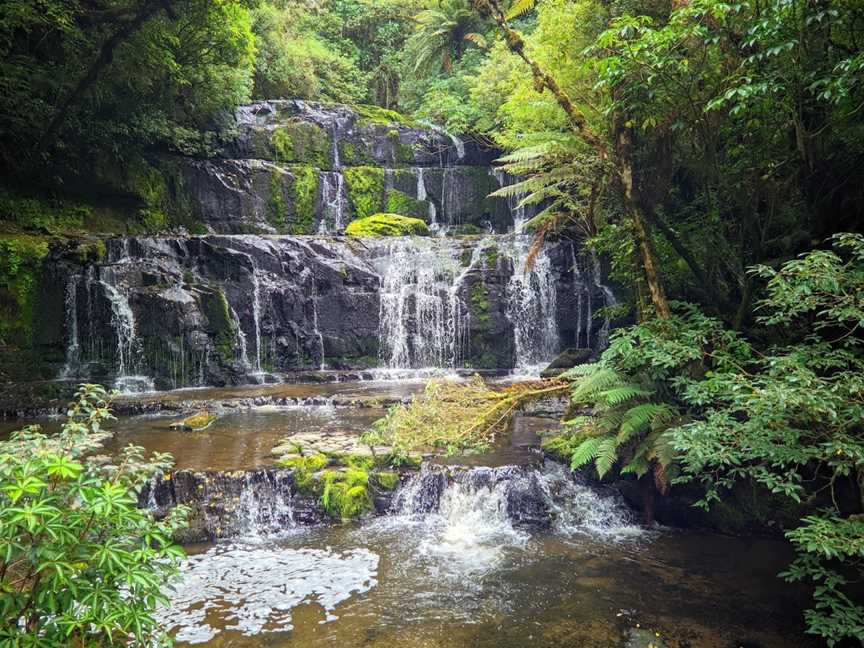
[{"left": 560, "top": 362, "right": 681, "bottom": 484}]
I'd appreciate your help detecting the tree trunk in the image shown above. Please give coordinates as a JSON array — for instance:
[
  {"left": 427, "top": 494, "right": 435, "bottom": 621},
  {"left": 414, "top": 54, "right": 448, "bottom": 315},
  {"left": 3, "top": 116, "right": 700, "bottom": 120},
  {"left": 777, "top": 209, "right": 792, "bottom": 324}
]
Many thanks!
[
  {"left": 477, "top": 0, "right": 671, "bottom": 319},
  {"left": 613, "top": 115, "right": 671, "bottom": 319}
]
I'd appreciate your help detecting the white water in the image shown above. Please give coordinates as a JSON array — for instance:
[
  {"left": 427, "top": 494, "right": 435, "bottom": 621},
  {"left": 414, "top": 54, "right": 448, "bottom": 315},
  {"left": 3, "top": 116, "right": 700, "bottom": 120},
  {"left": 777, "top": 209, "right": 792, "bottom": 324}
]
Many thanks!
[
  {"left": 414, "top": 166, "right": 439, "bottom": 232},
  {"left": 158, "top": 544, "right": 379, "bottom": 644},
  {"left": 250, "top": 265, "right": 264, "bottom": 374},
  {"left": 318, "top": 171, "right": 347, "bottom": 233},
  {"left": 374, "top": 238, "right": 475, "bottom": 369},
  {"left": 59, "top": 275, "right": 80, "bottom": 378}
]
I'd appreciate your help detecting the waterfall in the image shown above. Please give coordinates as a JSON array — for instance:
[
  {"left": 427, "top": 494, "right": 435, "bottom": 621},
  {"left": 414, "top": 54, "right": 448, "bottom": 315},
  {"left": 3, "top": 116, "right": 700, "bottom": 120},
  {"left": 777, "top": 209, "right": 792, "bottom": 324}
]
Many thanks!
[
  {"left": 99, "top": 272, "right": 153, "bottom": 392},
  {"left": 229, "top": 303, "right": 250, "bottom": 368},
  {"left": 373, "top": 239, "right": 474, "bottom": 369},
  {"left": 415, "top": 166, "right": 440, "bottom": 233},
  {"left": 389, "top": 462, "right": 642, "bottom": 572},
  {"left": 237, "top": 471, "right": 296, "bottom": 536},
  {"left": 569, "top": 242, "right": 617, "bottom": 350},
  {"left": 301, "top": 267, "right": 326, "bottom": 369},
  {"left": 318, "top": 171, "right": 347, "bottom": 233},
  {"left": 59, "top": 275, "right": 80, "bottom": 378},
  {"left": 504, "top": 238, "right": 559, "bottom": 370},
  {"left": 250, "top": 265, "right": 264, "bottom": 374}
]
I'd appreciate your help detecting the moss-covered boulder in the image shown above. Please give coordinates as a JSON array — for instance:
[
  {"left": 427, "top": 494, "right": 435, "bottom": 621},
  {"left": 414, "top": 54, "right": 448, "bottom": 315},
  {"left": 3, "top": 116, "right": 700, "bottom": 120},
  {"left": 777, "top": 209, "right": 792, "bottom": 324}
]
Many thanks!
[
  {"left": 345, "top": 214, "right": 429, "bottom": 237},
  {"left": 170, "top": 410, "right": 218, "bottom": 431}
]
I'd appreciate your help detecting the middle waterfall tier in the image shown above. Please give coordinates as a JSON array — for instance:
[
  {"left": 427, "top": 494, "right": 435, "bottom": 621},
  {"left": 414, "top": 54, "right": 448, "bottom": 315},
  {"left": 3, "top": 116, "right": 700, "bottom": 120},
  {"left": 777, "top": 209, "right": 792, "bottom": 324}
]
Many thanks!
[{"left": 50, "top": 234, "right": 616, "bottom": 390}]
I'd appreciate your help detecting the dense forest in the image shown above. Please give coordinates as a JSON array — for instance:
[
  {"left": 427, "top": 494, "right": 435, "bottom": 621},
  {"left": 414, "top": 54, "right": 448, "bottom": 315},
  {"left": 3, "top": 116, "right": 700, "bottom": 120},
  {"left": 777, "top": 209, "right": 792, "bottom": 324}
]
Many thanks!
[{"left": 1, "top": 0, "right": 863, "bottom": 645}]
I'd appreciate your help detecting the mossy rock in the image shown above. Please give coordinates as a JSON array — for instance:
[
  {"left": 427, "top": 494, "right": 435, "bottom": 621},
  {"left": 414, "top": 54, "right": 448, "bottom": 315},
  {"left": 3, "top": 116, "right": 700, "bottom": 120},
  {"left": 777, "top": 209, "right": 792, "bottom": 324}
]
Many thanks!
[
  {"left": 0, "top": 234, "right": 49, "bottom": 348},
  {"left": 374, "top": 471, "right": 400, "bottom": 490},
  {"left": 344, "top": 166, "right": 386, "bottom": 219},
  {"left": 170, "top": 410, "right": 218, "bottom": 431},
  {"left": 272, "top": 121, "right": 330, "bottom": 168},
  {"left": 345, "top": 214, "right": 429, "bottom": 237}
]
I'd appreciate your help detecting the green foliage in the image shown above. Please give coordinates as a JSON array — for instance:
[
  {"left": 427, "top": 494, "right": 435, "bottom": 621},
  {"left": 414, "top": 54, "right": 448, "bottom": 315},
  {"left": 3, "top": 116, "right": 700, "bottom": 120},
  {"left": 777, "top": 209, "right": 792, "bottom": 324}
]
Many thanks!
[
  {"left": 272, "top": 122, "right": 331, "bottom": 168},
  {"left": 364, "top": 375, "right": 567, "bottom": 457},
  {"left": 0, "top": 384, "right": 188, "bottom": 645},
  {"left": 199, "top": 289, "right": 238, "bottom": 362},
  {"left": 0, "top": 235, "right": 49, "bottom": 347},
  {"left": 374, "top": 471, "right": 401, "bottom": 490},
  {"left": 292, "top": 165, "right": 320, "bottom": 234},
  {"left": 0, "top": 192, "right": 89, "bottom": 235},
  {"left": 281, "top": 453, "right": 331, "bottom": 494},
  {"left": 404, "top": 0, "right": 488, "bottom": 74},
  {"left": 385, "top": 188, "right": 426, "bottom": 218},
  {"left": 470, "top": 282, "right": 491, "bottom": 325},
  {"left": 345, "top": 213, "right": 429, "bottom": 237},
  {"left": 1, "top": 0, "right": 256, "bottom": 172},
  {"left": 354, "top": 103, "right": 419, "bottom": 127}
]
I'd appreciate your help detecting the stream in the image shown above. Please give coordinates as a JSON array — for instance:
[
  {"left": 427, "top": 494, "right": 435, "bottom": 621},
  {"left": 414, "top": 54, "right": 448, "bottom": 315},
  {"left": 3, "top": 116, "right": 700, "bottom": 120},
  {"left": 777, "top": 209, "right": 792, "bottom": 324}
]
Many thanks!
[{"left": 1, "top": 379, "right": 816, "bottom": 647}]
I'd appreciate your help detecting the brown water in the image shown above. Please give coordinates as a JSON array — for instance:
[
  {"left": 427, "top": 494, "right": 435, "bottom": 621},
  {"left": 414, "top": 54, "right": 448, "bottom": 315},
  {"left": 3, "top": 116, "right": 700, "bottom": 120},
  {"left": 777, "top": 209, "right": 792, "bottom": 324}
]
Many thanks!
[
  {"left": 1, "top": 380, "right": 818, "bottom": 647},
  {"left": 161, "top": 523, "right": 814, "bottom": 648}
]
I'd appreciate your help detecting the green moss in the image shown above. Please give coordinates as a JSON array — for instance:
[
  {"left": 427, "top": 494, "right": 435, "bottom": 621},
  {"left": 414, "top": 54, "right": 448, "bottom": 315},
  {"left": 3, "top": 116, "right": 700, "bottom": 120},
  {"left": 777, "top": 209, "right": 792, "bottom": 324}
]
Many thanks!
[
  {"left": 320, "top": 467, "right": 373, "bottom": 519},
  {"left": 0, "top": 235, "right": 49, "bottom": 347},
  {"left": 470, "top": 282, "right": 491, "bottom": 325},
  {"left": 281, "top": 453, "right": 330, "bottom": 493},
  {"left": 170, "top": 410, "right": 218, "bottom": 431},
  {"left": 74, "top": 240, "right": 107, "bottom": 265},
  {"left": 291, "top": 165, "right": 319, "bottom": 234},
  {"left": 353, "top": 104, "right": 418, "bottom": 128},
  {"left": 199, "top": 289, "right": 237, "bottom": 362},
  {"left": 460, "top": 249, "right": 473, "bottom": 267},
  {"left": 344, "top": 166, "right": 386, "bottom": 219},
  {"left": 375, "top": 471, "right": 400, "bottom": 490},
  {"left": 483, "top": 243, "right": 499, "bottom": 267},
  {"left": 266, "top": 172, "right": 288, "bottom": 233},
  {"left": 272, "top": 121, "right": 330, "bottom": 168},
  {"left": 337, "top": 140, "right": 373, "bottom": 166},
  {"left": 346, "top": 214, "right": 429, "bottom": 237},
  {"left": 385, "top": 189, "right": 426, "bottom": 218}
]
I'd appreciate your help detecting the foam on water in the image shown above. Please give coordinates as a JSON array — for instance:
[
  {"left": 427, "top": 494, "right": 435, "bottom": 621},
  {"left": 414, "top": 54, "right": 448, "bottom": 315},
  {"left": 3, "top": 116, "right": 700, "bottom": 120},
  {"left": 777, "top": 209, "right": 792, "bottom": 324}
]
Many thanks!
[{"left": 158, "top": 543, "right": 379, "bottom": 644}]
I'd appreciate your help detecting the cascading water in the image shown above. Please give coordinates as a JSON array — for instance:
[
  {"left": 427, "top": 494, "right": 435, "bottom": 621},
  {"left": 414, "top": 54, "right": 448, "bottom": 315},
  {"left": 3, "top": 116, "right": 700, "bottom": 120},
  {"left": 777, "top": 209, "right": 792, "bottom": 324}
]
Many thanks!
[
  {"left": 414, "top": 166, "right": 438, "bottom": 232},
  {"left": 373, "top": 238, "right": 474, "bottom": 369},
  {"left": 318, "top": 171, "right": 347, "bottom": 233},
  {"left": 386, "top": 461, "right": 642, "bottom": 574},
  {"left": 249, "top": 264, "right": 265, "bottom": 375},
  {"left": 59, "top": 275, "right": 80, "bottom": 378},
  {"left": 505, "top": 238, "right": 559, "bottom": 369}
]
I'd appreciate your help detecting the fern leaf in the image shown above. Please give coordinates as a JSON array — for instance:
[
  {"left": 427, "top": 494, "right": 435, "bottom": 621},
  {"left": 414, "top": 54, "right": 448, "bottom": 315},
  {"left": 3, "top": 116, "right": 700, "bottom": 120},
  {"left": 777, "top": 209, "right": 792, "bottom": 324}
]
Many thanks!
[
  {"left": 595, "top": 436, "right": 620, "bottom": 478},
  {"left": 505, "top": 0, "right": 536, "bottom": 20},
  {"left": 600, "top": 385, "right": 651, "bottom": 407},
  {"left": 570, "top": 436, "right": 603, "bottom": 469}
]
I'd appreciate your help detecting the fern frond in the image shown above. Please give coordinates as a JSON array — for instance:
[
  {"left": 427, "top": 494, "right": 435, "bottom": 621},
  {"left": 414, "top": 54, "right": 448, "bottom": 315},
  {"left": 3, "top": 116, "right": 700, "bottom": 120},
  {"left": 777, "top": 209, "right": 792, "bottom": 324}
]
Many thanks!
[
  {"left": 618, "top": 403, "right": 671, "bottom": 442},
  {"left": 600, "top": 385, "right": 652, "bottom": 407},
  {"left": 571, "top": 367, "right": 624, "bottom": 402},
  {"left": 595, "top": 436, "right": 620, "bottom": 478},
  {"left": 621, "top": 455, "right": 650, "bottom": 478},
  {"left": 570, "top": 436, "right": 603, "bottom": 469},
  {"left": 505, "top": 0, "right": 536, "bottom": 20}
]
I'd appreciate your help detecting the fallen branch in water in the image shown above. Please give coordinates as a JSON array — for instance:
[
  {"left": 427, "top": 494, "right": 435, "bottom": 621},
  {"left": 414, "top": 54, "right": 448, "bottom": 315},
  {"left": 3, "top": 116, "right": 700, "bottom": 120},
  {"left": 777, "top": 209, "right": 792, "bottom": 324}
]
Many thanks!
[{"left": 362, "top": 375, "right": 568, "bottom": 457}]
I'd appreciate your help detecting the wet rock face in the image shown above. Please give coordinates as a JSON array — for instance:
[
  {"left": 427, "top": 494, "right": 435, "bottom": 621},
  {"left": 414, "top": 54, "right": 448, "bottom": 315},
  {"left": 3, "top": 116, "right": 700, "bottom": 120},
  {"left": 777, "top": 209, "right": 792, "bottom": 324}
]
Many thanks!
[
  {"left": 142, "top": 468, "right": 327, "bottom": 542},
  {"left": 49, "top": 234, "right": 609, "bottom": 389},
  {"left": 173, "top": 100, "right": 512, "bottom": 235}
]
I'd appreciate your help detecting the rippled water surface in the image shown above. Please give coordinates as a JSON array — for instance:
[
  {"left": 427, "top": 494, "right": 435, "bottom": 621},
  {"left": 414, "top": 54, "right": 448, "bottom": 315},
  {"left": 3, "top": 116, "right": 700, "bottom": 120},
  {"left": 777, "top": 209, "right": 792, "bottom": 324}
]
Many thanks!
[{"left": 160, "top": 474, "right": 815, "bottom": 648}]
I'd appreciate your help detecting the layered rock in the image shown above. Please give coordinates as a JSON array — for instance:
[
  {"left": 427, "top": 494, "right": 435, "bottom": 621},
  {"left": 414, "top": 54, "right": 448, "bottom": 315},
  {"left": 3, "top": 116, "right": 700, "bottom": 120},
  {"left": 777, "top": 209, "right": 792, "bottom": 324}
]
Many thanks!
[
  {"left": 44, "top": 234, "right": 613, "bottom": 390},
  {"left": 174, "top": 101, "right": 513, "bottom": 234}
]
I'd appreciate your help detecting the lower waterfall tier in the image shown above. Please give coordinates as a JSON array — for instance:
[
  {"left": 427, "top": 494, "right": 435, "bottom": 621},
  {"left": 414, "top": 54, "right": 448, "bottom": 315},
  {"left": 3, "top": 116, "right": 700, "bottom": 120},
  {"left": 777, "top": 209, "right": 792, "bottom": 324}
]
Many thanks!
[{"left": 30, "top": 234, "right": 616, "bottom": 391}]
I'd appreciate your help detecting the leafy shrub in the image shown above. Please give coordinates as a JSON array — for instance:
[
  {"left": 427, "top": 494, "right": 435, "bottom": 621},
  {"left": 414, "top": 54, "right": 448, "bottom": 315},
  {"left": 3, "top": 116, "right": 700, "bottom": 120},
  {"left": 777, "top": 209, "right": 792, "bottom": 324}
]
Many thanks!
[{"left": 0, "top": 384, "right": 188, "bottom": 645}]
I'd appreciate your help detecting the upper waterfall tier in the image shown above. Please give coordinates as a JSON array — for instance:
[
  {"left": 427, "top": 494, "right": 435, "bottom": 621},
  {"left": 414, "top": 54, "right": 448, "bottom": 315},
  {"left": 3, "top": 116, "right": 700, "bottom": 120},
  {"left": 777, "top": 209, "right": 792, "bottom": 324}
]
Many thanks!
[{"left": 172, "top": 101, "right": 517, "bottom": 235}]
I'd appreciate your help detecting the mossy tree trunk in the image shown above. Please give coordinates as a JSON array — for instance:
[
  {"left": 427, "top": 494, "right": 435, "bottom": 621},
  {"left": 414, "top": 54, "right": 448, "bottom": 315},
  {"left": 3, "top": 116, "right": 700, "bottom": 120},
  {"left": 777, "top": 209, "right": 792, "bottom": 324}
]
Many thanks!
[{"left": 475, "top": 0, "right": 671, "bottom": 321}]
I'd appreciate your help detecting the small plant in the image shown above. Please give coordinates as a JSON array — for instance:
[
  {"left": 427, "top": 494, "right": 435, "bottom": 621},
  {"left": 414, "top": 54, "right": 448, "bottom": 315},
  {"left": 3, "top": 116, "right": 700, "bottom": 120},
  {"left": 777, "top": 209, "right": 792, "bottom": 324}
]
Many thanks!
[{"left": 0, "top": 384, "right": 188, "bottom": 645}]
